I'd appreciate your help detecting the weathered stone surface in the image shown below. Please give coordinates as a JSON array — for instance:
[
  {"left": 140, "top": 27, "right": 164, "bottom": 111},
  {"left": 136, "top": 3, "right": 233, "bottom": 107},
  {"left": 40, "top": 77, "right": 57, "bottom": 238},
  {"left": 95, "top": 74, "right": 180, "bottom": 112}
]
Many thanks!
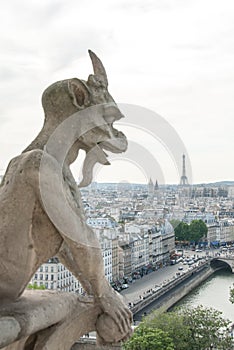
[
  {"left": 96, "top": 313, "right": 131, "bottom": 344},
  {"left": 0, "top": 51, "right": 132, "bottom": 349},
  {"left": 0, "top": 290, "right": 99, "bottom": 349},
  {"left": 0, "top": 318, "right": 21, "bottom": 348}
]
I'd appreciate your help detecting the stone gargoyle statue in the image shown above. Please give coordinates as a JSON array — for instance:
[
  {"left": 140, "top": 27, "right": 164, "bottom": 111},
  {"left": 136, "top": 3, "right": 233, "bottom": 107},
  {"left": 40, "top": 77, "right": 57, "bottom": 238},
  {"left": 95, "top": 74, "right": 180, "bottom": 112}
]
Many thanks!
[{"left": 0, "top": 50, "right": 132, "bottom": 348}]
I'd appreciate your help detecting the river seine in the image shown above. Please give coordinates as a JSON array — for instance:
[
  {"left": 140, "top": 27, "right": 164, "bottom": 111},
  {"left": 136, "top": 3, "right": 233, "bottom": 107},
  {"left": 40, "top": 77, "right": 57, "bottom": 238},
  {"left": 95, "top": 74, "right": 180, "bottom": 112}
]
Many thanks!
[{"left": 173, "top": 270, "right": 234, "bottom": 322}]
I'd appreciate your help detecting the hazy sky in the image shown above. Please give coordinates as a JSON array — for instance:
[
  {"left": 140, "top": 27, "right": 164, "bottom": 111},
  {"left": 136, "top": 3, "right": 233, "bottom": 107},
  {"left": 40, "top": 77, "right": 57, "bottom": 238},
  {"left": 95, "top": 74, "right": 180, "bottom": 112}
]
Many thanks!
[{"left": 0, "top": 0, "right": 234, "bottom": 184}]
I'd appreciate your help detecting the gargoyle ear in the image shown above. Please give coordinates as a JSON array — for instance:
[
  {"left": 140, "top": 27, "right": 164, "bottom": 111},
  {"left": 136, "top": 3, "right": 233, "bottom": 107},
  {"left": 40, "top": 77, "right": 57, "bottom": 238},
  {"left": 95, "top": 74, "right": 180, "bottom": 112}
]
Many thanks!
[{"left": 68, "top": 78, "right": 90, "bottom": 108}]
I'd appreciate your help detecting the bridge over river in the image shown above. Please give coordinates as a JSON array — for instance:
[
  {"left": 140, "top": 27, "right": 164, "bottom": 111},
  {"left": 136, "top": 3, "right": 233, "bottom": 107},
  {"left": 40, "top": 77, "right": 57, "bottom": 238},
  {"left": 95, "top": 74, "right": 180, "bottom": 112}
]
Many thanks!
[{"left": 210, "top": 255, "right": 234, "bottom": 272}]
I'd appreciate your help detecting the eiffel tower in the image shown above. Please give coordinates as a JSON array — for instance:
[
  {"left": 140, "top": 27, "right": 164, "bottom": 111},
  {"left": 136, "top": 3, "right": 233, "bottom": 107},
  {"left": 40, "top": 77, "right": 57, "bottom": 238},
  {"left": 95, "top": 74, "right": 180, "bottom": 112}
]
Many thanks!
[{"left": 180, "top": 154, "right": 189, "bottom": 185}]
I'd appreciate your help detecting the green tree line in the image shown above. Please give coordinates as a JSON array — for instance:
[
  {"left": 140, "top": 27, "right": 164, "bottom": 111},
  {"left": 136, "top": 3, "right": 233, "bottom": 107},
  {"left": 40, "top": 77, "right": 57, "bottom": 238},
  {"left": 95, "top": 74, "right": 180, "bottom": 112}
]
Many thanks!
[
  {"left": 27, "top": 282, "right": 46, "bottom": 290},
  {"left": 124, "top": 306, "right": 233, "bottom": 350},
  {"left": 170, "top": 219, "right": 208, "bottom": 244},
  {"left": 229, "top": 286, "right": 234, "bottom": 305}
]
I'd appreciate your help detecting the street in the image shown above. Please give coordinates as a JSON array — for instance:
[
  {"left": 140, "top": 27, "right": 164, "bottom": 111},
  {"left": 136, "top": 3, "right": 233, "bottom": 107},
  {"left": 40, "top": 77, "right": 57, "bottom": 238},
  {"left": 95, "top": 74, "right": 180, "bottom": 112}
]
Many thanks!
[
  {"left": 121, "top": 265, "right": 179, "bottom": 303},
  {"left": 121, "top": 250, "right": 208, "bottom": 305}
]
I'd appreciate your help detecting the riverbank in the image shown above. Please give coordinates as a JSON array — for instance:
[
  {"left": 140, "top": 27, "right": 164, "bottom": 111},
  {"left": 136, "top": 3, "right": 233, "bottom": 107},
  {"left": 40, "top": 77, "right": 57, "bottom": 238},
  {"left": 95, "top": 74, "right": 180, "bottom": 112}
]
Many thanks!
[
  {"left": 173, "top": 269, "right": 234, "bottom": 322},
  {"left": 132, "top": 263, "right": 214, "bottom": 319}
]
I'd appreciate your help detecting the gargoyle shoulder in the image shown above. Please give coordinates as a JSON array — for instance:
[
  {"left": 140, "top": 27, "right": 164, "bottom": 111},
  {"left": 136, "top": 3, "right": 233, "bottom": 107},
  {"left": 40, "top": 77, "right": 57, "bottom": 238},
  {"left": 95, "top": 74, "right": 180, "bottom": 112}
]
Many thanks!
[{"left": 1, "top": 150, "right": 60, "bottom": 193}]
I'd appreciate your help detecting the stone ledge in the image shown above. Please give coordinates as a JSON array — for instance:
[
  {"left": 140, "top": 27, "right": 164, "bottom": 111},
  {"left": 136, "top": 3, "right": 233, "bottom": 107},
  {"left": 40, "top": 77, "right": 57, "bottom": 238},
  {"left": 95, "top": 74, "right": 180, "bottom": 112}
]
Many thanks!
[
  {"left": 72, "top": 339, "right": 122, "bottom": 349},
  {"left": 0, "top": 290, "right": 100, "bottom": 350}
]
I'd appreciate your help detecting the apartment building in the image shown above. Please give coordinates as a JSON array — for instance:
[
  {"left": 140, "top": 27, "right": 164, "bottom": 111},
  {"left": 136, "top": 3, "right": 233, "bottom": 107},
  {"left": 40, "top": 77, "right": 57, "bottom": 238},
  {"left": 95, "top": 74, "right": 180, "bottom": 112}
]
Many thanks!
[{"left": 30, "top": 258, "right": 82, "bottom": 293}]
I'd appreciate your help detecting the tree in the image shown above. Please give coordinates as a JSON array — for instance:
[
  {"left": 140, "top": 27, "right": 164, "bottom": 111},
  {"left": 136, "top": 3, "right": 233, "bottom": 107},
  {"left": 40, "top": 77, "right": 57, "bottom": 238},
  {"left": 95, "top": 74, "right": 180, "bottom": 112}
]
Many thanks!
[
  {"left": 123, "top": 326, "right": 174, "bottom": 350},
  {"left": 229, "top": 285, "right": 234, "bottom": 304},
  {"left": 143, "top": 309, "right": 190, "bottom": 350},
  {"left": 170, "top": 219, "right": 180, "bottom": 230},
  {"left": 171, "top": 219, "right": 208, "bottom": 244},
  {"left": 181, "top": 305, "right": 233, "bottom": 350},
  {"left": 127, "top": 306, "right": 233, "bottom": 350},
  {"left": 174, "top": 221, "right": 190, "bottom": 242},
  {"left": 27, "top": 282, "right": 46, "bottom": 290},
  {"left": 189, "top": 220, "right": 207, "bottom": 243}
]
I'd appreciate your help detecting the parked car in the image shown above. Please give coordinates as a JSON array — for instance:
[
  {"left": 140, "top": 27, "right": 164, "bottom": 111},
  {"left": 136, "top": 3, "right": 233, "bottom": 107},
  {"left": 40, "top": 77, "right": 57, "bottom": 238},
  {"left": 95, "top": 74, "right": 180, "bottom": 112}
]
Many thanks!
[
  {"left": 188, "top": 260, "right": 195, "bottom": 265},
  {"left": 122, "top": 284, "right": 129, "bottom": 289}
]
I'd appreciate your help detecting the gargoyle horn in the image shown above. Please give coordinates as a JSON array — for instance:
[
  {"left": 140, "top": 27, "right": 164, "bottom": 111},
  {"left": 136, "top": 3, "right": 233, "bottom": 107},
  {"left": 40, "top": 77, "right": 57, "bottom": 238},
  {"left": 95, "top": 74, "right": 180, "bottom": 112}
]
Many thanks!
[{"left": 88, "top": 49, "right": 108, "bottom": 87}]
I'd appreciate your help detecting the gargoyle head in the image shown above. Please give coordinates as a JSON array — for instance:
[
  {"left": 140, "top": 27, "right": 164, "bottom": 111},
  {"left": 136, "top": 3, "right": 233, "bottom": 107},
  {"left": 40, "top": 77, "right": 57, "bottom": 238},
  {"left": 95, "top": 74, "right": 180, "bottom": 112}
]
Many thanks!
[{"left": 40, "top": 50, "right": 127, "bottom": 186}]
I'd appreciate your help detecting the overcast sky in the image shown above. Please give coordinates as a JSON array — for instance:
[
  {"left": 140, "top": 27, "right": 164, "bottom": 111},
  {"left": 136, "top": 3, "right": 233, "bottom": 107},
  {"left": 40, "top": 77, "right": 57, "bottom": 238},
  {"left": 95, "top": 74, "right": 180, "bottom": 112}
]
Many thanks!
[{"left": 0, "top": 0, "right": 234, "bottom": 184}]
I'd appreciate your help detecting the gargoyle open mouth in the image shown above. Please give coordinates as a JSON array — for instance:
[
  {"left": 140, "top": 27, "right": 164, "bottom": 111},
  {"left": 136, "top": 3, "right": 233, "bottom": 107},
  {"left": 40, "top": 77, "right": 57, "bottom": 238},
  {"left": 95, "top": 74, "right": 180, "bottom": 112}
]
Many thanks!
[
  {"left": 79, "top": 128, "right": 127, "bottom": 188},
  {"left": 97, "top": 130, "right": 127, "bottom": 154}
]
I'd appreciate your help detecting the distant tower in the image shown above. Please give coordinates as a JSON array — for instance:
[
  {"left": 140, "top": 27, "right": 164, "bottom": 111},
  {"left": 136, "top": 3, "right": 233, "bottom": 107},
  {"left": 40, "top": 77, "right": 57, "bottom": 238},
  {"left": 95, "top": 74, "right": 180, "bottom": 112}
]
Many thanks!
[
  {"left": 154, "top": 180, "right": 159, "bottom": 191},
  {"left": 148, "top": 178, "right": 154, "bottom": 196},
  {"left": 180, "top": 154, "right": 189, "bottom": 185}
]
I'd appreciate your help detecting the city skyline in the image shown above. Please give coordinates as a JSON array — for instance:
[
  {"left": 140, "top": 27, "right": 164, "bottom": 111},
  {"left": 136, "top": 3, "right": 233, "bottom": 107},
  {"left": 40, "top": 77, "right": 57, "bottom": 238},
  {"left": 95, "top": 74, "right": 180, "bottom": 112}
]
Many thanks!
[{"left": 0, "top": 0, "right": 234, "bottom": 184}]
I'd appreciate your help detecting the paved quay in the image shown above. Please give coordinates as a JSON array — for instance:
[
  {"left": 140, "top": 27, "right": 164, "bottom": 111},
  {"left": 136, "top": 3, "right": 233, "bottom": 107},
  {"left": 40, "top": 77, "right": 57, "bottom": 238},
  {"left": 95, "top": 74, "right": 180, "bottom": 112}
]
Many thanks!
[
  {"left": 120, "top": 250, "right": 209, "bottom": 306},
  {"left": 121, "top": 264, "right": 180, "bottom": 304}
]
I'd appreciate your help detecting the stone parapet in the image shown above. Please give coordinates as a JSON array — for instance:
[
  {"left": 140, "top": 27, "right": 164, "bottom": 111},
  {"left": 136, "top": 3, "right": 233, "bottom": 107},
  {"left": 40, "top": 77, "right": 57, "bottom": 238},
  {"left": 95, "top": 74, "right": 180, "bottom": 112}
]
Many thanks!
[
  {"left": 72, "top": 339, "right": 121, "bottom": 349},
  {"left": 0, "top": 290, "right": 100, "bottom": 350}
]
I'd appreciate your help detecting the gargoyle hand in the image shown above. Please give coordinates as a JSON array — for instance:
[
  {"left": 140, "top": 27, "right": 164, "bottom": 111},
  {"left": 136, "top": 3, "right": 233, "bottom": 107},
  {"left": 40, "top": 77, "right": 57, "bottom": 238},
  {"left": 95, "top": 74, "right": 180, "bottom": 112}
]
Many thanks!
[{"left": 95, "top": 284, "right": 133, "bottom": 345}]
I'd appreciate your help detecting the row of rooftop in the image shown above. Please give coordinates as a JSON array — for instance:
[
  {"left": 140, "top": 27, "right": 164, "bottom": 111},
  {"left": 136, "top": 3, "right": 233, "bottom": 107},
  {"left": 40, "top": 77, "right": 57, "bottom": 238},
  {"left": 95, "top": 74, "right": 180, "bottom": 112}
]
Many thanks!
[{"left": 29, "top": 182, "right": 234, "bottom": 294}]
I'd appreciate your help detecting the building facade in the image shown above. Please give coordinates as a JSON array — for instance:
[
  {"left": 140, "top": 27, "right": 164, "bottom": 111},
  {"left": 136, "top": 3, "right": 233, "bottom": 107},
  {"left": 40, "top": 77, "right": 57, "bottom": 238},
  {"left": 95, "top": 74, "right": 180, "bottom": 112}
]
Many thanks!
[{"left": 30, "top": 258, "right": 82, "bottom": 293}]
